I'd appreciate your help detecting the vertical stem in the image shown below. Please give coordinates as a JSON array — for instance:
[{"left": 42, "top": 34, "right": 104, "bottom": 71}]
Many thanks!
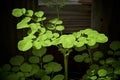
[
  {"left": 86, "top": 45, "right": 93, "bottom": 64},
  {"left": 64, "top": 54, "right": 69, "bottom": 80}
]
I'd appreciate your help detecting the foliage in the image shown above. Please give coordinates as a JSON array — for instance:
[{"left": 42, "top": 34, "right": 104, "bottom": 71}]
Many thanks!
[
  {"left": 0, "top": 48, "right": 63, "bottom": 80},
  {"left": 76, "top": 41, "right": 120, "bottom": 80}
]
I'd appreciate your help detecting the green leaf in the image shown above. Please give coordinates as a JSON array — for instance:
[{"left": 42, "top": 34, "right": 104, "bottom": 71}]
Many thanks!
[
  {"left": 11, "top": 66, "right": 20, "bottom": 72},
  {"left": 93, "top": 51, "right": 103, "bottom": 58},
  {"left": 20, "top": 63, "right": 32, "bottom": 72},
  {"left": 52, "top": 74, "right": 64, "bottom": 80},
  {"left": 17, "top": 22, "right": 29, "bottom": 29},
  {"left": 32, "top": 47, "right": 47, "bottom": 57},
  {"left": 10, "top": 55, "right": 24, "bottom": 66},
  {"left": 2, "top": 64, "right": 11, "bottom": 72},
  {"left": 90, "top": 76, "right": 97, "bottom": 80},
  {"left": 106, "top": 58, "right": 115, "bottom": 64},
  {"left": 21, "top": 8, "right": 26, "bottom": 14},
  {"left": 46, "top": 24, "right": 56, "bottom": 30},
  {"left": 28, "top": 56, "right": 40, "bottom": 63},
  {"left": 25, "top": 10, "right": 33, "bottom": 17},
  {"left": 34, "top": 69, "right": 46, "bottom": 78},
  {"left": 74, "top": 45, "right": 86, "bottom": 52},
  {"left": 96, "top": 34, "right": 108, "bottom": 43},
  {"left": 107, "top": 50, "right": 114, "bottom": 55},
  {"left": 60, "top": 35, "right": 75, "bottom": 48},
  {"left": 12, "top": 8, "right": 23, "bottom": 17},
  {"left": 84, "top": 57, "right": 91, "bottom": 63},
  {"left": 56, "top": 25, "right": 64, "bottom": 31},
  {"left": 18, "top": 38, "right": 32, "bottom": 51},
  {"left": 35, "top": 11, "right": 44, "bottom": 17},
  {"left": 31, "top": 64, "right": 40, "bottom": 74},
  {"left": 49, "top": 18, "right": 63, "bottom": 25},
  {"left": 74, "top": 55, "right": 84, "bottom": 62},
  {"left": 41, "top": 75, "right": 50, "bottom": 80},
  {"left": 43, "top": 54, "right": 54, "bottom": 63},
  {"left": 44, "top": 62, "right": 62, "bottom": 73},
  {"left": 114, "top": 68, "right": 120, "bottom": 75},
  {"left": 21, "top": 17, "right": 31, "bottom": 23},
  {"left": 97, "top": 69, "right": 107, "bottom": 77},
  {"left": 109, "top": 41, "right": 120, "bottom": 51}
]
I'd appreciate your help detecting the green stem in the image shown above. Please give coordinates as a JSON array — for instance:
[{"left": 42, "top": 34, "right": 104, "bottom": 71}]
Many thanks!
[
  {"left": 86, "top": 45, "right": 93, "bottom": 64},
  {"left": 64, "top": 53, "right": 69, "bottom": 80}
]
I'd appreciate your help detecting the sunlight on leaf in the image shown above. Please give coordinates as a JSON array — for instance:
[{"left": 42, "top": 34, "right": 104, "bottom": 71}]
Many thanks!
[{"left": 12, "top": 8, "right": 23, "bottom": 17}]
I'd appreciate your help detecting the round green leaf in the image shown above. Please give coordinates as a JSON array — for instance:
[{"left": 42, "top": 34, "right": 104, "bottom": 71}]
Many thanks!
[
  {"left": 56, "top": 25, "right": 64, "bottom": 31},
  {"left": 96, "top": 34, "right": 108, "bottom": 43},
  {"left": 34, "top": 11, "right": 44, "bottom": 17},
  {"left": 60, "top": 35, "right": 75, "bottom": 48},
  {"left": 74, "top": 45, "right": 86, "bottom": 52},
  {"left": 28, "top": 56, "right": 40, "bottom": 63},
  {"left": 74, "top": 55, "right": 84, "bottom": 62},
  {"left": 12, "top": 8, "right": 23, "bottom": 17},
  {"left": 44, "top": 62, "right": 62, "bottom": 73},
  {"left": 46, "top": 24, "right": 56, "bottom": 30},
  {"left": 11, "top": 66, "right": 20, "bottom": 72},
  {"left": 97, "top": 69, "right": 107, "bottom": 77},
  {"left": 18, "top": 38, "right": 32, "bottom": 51},
  {"left": 21, "top": 17, "right": 31, "bottom": 23},
  {"left": 43, "top": 55, "right": 54, "bottom": 63},
  {"left": 32, "top": 47, "right": 47, "bottom": 57},
  {"left": 10, "top": 55, "right": 24, "bottom": 66},
  {"left": 52, "top": 74, "right": 64, "bottom": 80},
  {"left": 49, "top": 18, "right": 63, "bottom": 25},
  {"left": 114, "top": 68, "right": 120, "bottom": 75},
  {"left": 109, "top": 41, "right": 120, "bottom": 51},
  {"left": 41, "top": 75, "right": 50, "bottom": 80},
  {"left": 20, "top": 63, "right": 32, "bottom": 72},
  {"left": 31, "top": 64, "right": 40, "bottom": 74},
  {"left": 26, "top": 10, "right": 33, "bottom": 17},
  {"left": 90, "top": 76, "right": 97, "bottom": 80},
  {"left": 93, "top": 51, "right": 103, "bottom": 58}
]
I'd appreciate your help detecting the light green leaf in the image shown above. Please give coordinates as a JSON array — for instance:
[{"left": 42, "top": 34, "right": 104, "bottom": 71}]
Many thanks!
[
  {"left": 60, "top": 35, "right": 75, "bottom": 48},
  {"left": 21, "top": 17, "right": 31, "bottom": 23},
  {"left": 96, "top": 34, "right": 108, "bottom": 43},
  {"left": 56, "top": 25, "right": 64, "bottom": 31},
  {"left": 25, "top": 10, "right": 33, "bottom": 17},
  {"left": 46, "top": 24, "right": 56, "bottom": 30},
  {"left": 21, "top": 8, "right": 26, "bottom": 14},
  {"left": 17, "top": 22, "right": 29, "bottom": 29},
  {"left": 35, "top": 11, "right": 44, "bottom": 17},
  {"left": 10, "top": 55, "right": 24, "bottom": 66},
  {"left": 49, "top": 18, "right": 63, "bottom": 25},
  {"left": 43, "top": 55, "right": 54, "bottom": 63},
  {"left": 12, "top": 8, "right": 23, "bottom": 17},
  {"left": 18, "top": 38, "right": 32, "bottom": 51},
  {"left": 97, "top": 69, "right": 107, "bottom": 77}
]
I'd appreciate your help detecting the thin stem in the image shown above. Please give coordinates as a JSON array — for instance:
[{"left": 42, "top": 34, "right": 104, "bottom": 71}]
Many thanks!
[
  {"left": 64, "top": 53, "right": 69, "bottom": 80},
  {"left": 86, "top": 45, "right": 93, "bottom": 64}
]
